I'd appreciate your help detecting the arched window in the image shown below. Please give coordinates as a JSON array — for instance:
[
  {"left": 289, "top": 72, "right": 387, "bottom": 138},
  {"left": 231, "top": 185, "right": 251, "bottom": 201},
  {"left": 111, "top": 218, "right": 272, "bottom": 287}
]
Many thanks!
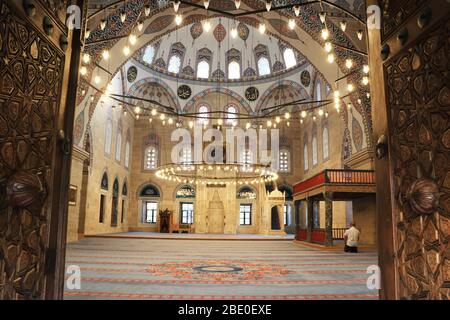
[
  {"left": 303, "top": 143, "right": 309, "bottom": 171},
  {"left": 115, "top": 131, "right": 122, "bottom": 162},
  {"left": 225, "top": 105, "right": 237, "bottom": 125},
  {"left": 139, "top": 184, "right": 160, "bottom": 224},
  {"left": 279, "top": 149, "right": 290, "bottom": 173},
  {"left": 315, "top": 81, "right": 322, "bottom": 106},
  {"left": 197, "top": 105, "right": 209, "bottom": 125},
  {"left": 168, "top": 55, "right": 181, "bottom": 74},
  {"left": 143, "top": 45, "right": 155, "bottom": 64},
  {"left": 228, "top": 61, "right": 241, "bottom": 79},
  {"left": 283, "top": 48, "right": 296, "bottom": 69},
  {"left": 144, "top": 146, "right": 158, "bottom": 170},
  {"left": 323, "top": 126, "right": 329, "bottom": 160},
  {"left": 104, "top": 119, "right": 112, "bottom": 155},
  {"left": 312, "top": 135, "right": 318, "bottom": 166},
  {"left": 257, "top": 57, "right": 271, "bottom": 76},
  {"left": 197, "top": 60, "right": 210, "bottom": 78},
  {"left": 124, "top": 141, "right": 130, "bottom": 168}
]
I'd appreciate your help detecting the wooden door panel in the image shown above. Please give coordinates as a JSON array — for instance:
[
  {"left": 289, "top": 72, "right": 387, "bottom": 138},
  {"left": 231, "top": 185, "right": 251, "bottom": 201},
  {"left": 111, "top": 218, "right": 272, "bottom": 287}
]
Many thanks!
[
  {"left": 0, "top": 0, "right": 81, "bottom": 299},
  {"left": 379, "top": 0, "right": 450, "bottom": 299}
]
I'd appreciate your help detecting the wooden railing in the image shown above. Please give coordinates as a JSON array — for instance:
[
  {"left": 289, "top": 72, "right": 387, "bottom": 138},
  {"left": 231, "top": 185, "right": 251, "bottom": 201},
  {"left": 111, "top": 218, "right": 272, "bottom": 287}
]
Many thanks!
[
  {"left": 311, "top": 229, "right": 325, "bottom": 244},
  {"left": 294, "top": 169, "right": 375, "bottom": 194},
  {"left": 296, "top": 228, "right": 307, "bottom": 241},
  {"left": 325, "top": 170, "right": 375, "bottom": 184},
  {"left": 332, "top": 228, "right": 347, "bottom": 240}
]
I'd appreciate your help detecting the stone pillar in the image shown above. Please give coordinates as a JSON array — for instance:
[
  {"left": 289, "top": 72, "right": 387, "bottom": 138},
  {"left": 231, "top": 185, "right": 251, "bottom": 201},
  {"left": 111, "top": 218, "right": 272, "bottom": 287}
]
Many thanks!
[
  {"left": 306, "top": 198, "right": 314, "bottom": 242},
  {"left": 324, "top": 191, "right": 333, "bottom": 247}
]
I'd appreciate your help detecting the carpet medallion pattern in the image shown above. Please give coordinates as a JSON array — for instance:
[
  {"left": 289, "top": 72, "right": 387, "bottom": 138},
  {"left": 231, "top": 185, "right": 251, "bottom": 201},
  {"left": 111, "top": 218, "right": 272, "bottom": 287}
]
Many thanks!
[{"left": 145, "top": 260, "right": 291, "bottom": 281}]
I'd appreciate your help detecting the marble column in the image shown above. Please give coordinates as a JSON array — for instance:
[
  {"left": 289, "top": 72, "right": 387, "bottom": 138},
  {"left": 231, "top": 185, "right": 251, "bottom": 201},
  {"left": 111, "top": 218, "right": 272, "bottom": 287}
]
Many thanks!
[{"left": 324, "top": 191, "right": 334, "bottom": 247}]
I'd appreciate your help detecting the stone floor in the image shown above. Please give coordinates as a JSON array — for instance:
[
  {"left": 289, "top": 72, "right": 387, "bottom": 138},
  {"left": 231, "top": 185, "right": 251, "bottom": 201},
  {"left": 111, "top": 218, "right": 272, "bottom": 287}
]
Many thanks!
[{"left": 64, "top": 235, "right": 379, "bottom": 300}]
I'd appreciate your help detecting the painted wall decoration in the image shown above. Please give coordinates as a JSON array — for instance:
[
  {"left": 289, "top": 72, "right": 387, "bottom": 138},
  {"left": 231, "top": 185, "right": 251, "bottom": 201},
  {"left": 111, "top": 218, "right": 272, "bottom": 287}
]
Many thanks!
[
  {"left": 245, "top": 87, "right": 259, "bottom": 101},
  {"left": 300, "top": 70, "right": 311, "bottom": 87},
  {"left": 127, "top": 66, "right": 138, "bottom": 83},
  {"left": 177, "top": 85, "right": 192, "bottom": 100},
  {"left": 73, "top": 109, "right": 85, "bottom": 146},
  {"left": 268, "top": 19, "right": 299, "bottom": 40},
  {"left": 144, "top": 15, "right": 174, "bottom": 35},
  {"left": 176, "top": 185, "right": 196, "bottom": 198},
  {"left": 351, "top": 112, "right": 364, "bottom": 152},
  {"left": 213, "top": 23, "right": 227, "bottom": 43},
  {"left": 190, "top": 21, "right": 203, "bottom": 41},
  {"left": 342, "top": 127, "right": 352, "bottom": 160},
  {"left": 237, "top": 22, "right": 249, "bottom": 41}
]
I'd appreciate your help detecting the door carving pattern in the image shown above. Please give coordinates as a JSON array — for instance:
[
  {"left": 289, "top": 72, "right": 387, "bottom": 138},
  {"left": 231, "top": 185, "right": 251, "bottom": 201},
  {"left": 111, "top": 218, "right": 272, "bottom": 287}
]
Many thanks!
[
  {"left": 0, "top": 1, "right": 66, "bottom": 299},
  {"left": 383, "top": 5, "right": 450, "bottom": 298}
]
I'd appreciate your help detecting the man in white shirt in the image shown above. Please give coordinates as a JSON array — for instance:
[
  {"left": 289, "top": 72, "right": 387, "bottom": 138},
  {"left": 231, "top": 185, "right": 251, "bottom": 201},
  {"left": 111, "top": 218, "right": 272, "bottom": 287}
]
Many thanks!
[{"left": 344, "top": 223, "right": 360, "bottom": 253}]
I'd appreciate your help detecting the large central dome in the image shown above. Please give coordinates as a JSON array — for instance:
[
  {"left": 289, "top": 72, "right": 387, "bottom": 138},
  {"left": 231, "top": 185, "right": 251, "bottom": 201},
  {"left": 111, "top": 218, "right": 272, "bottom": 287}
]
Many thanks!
[{"left": 133, "top": 16, "right": 307, "bottom": 83}]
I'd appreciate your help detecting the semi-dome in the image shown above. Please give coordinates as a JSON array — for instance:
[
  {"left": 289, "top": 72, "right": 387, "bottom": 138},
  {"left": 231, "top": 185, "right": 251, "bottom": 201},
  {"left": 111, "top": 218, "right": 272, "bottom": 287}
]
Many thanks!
[{"left": 133, "top": 17, "right": 307, "bottom": 83}]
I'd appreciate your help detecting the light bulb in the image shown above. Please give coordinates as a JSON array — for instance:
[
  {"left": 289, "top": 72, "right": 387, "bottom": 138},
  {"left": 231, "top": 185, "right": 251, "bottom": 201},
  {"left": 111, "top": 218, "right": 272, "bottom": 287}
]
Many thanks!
[
  {"left": 203, "top": 20, "right": 211, "bottom": 32},
  {"left": 363, "top": 65, "right": 370, "bottom": 74},
  {"left": 275, "top": 116, "right": 281, "bottom": 123},
  {"left": 348, "top": 103, "right": 352, "bottom": 110},
  {"left": 189, "top": 121, "right": 194, "bottom": 128},
  {"left": 168, "top": 118, "right": 174, "bottom": 125},
  {"left": 204, "top": 0, "right": 210, "bottom": 9},
  {"left": 231, "top": 27, "right": 238, "bottom": 38},
  {"left": 246, "top": 122, "right": 251, "bottom": 129},
  {"left": 362, "top": 76, "right": 369, "bottom": 85},
  {"left": 123, "top": 46, "right": 130, "bottom": 56},
  {"left": 294, "top": 5, "right": 300, "bottom": 17},
  {"left": 82, "top": 53, "right": 90, "bottom": 64},
  {"left": 265, "top": 0, "right": 272, "bottom": 12},
  {"left": 324, "top": 42, "right": 332, "bottom": 53},
  {"left": 327, "top": 53, "right": 335, "bottom": 63},
  {"left": 151, "top": 109, "right": 157, "bottom": 116},
  {"left": 318, "top": 109, "right": 324, "bottom": 116},
  {"left": 136, "top": 114, "right": 140, "bottom": 120},
  {"left": 129, "top": 33, "right": 137, "bottom": 45},
  {"left": 340, "top": 21, "right": 347, "bottom": 32},
  {"left": 300, "top": 119, "right": 304, "bottom": 124},
  {"left": 102, "top": 49, "right": 109, "bottom": 60},
  {"left": 347, "top": 83, "right": 354, "bottom": 92},
  {"left": 85, "top": 29, "right": 91, "bottom": 39},
  {"left": 288, "top": 19, "right": 296, "bottom": 30},
  {"left": 319, "top": 12, "right": 326, "bottom": 23},
  {"left": 334, "top": 91, "right": 340, "bottom": 98},
  {"left": 100, "top": 19, "right": 106, "bottom": 30},
  {"left": 145, "top": 5, "right": 151, "bottom": 16},
  {"left": 173, "top": 0, "right": 180, "bottom": 13},
  {"left": 120, "top": 13, "right": 126, "bottom": 23},
  {"left": 321, "top": 28, "right": 329, "bottom": 40},
  {"left": 301, "top": 110, "right": 307, "bottom": 118},
  {"left": 345, "top": 59, "right": 353, "bottom": 69},
  {"left": 284, "top": 112, "right": 290, "bottom": 119},
  {"left": 217, "top": 119, "right": 223, "bottom": 125},
  {"left": 357, "top": 30, "right": 363, "bottom": 40},
  {"left": 80, "top": 66, "right": 87, "bottom": 76},
  {"left": 175, "top": 14, "right": 183, "bottom": 26},
  {"left": 137, "top": 21, "right": 144, "bottom": 32},
  {"left": 160, "top": 114, "right": 166, "bottom": 120},
  {"left": 267, "top": 120, "right": 272, "bottom": 127},
  {"left": 313, "top": 115, "right": 317, "bottom": 121},
  {"left": 259, "top": 23, "right": 266, "bottom": 34},
  {"left": 134, "top": 106, "right": 141, "bottom": 114},
  {"left": 235, "top": 0, "right": 241, "bottom": 9}
]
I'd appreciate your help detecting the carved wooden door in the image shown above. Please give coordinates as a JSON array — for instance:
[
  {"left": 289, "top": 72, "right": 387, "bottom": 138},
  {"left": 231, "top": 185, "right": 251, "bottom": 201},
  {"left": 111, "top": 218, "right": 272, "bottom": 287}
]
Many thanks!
[
  {"left": 0, "top": 0, "right": 83, "bottom": 299},
  {"left": 371, "top": 0, "right": 450, "bottom": 299}
]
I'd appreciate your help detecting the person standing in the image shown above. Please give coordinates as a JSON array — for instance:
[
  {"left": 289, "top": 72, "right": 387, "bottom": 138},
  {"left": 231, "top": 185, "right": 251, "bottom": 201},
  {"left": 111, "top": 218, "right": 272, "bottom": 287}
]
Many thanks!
[{"left": 344, "top": 223, "right": 360, "bottom": 253}]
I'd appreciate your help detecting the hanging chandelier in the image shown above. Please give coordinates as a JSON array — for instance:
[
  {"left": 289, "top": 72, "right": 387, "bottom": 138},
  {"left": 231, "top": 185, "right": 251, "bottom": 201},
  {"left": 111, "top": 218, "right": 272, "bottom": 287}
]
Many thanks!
[{"left": 155, "top": 162, "right": 278, "bottom": 186}]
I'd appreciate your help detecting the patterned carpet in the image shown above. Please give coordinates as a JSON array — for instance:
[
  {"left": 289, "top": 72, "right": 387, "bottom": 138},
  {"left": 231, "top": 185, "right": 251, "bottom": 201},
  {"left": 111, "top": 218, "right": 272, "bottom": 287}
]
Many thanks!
[{"left": 63, "top": 236, "right": 379, "bottom": 300}]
